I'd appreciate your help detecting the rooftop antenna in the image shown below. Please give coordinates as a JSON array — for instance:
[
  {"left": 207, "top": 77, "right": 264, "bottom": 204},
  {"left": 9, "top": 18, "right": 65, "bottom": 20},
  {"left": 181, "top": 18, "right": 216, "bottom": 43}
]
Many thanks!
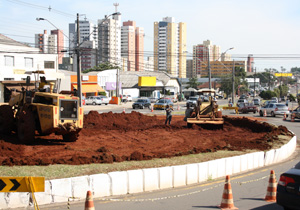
[{"left": 113, "top": 3, "right": 119, "bottom": 12}]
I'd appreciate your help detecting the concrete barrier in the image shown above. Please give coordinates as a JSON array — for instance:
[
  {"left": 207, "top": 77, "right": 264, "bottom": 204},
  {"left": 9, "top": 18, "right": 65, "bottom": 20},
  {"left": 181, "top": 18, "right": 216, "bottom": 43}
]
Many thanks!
[
  {"left": 50, "top": 178, "right": 72, "bottom": 203},
  {"left": 143, "top": 168, "right": 159, "bottom": 191},
  {"left": 34, "top": 180, "right": 52, "bottom": 206},
  {"left": 71, "top": 176, "right": 90, "bottom": 199},
  {"left": 108, "top": 171, "right": 128, "bottom": 196},
  {"left": 233, "top": 156, "right": 241, "bottom": 174},
  {"left": 127, "top": 170, "right": 143, "bottom": 194},
  {"left": 208, "top": 160, "right": 218, "bottom": 179},
  {"left": 158, "top": 166, "right": 173, "bottom": 189},
  {"left": 173, "top": 165, "right": 187, "bottom": 187},
  {"left": 90, "top": 174, "right": 111, "bottom": 198},
  {"left": 265, "top": 149, "right": 275, "bottom": 166},
  {"left": 225, "top": 157, "right": 234, "bottom": 176},
  {"left": 198, "top": 162, "right": 208, "bottom": 182},
  {"left": 186, "top": 163, "right": 199, "bottom": 185},
  {"left": 217, "top": 158, "right": 226, "bottom": 178}
]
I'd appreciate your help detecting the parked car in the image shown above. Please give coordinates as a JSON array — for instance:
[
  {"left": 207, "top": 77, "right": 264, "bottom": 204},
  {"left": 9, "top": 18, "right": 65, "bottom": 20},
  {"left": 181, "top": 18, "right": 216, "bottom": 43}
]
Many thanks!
[
  {"left": 259, "top": 103, "right": 289, "bottom": 117},
  {"left": 276, "top": 161, "right": 300, "bottom": 210},
  {"left": 237, "top": 99, "right": 248, "bottom": 107},
  {"left": 148, "top": 97, "right": 159, "bottom": 103},
  {"left": 252, "top": 98, "right": 261, "bottom": 106},
  {"left": 122, "top": 95, "right": 132, "bottom": 102},
  {"left": 186, "top": 96, "right": 199, "bottom": 107},
  {"left": 239, "top": 94, "right": 248, "bottom": 99},
  {"left": 85, "top": 96, "right": 102, "bottom": 105},
  {"left": 154, "top": 99, "right": 173, "bottom": 110},
  {"left": 238, "top": 103, "right": 258, "bottom": 114},
  {"left": 132, "top": 98, "right": 151, "bottom": 109},
  {"left": 99, "top": 95, "right": 109, "bottom": 105},
  {"left": 290, "top": 106, "right": 300, "bottom": 119}
]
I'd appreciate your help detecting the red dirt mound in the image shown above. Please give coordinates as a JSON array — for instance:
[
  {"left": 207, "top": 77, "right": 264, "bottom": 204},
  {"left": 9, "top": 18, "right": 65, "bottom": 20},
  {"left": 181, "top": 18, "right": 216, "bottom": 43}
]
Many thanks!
[{"left": 0, "top": 112, "right": 293, "bottom": 166}]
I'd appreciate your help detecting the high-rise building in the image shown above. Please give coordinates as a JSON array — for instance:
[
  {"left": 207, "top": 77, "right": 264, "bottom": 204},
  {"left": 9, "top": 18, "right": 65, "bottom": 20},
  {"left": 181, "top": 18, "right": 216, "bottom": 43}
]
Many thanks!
[
  {"left": 193, "top": 40, "right": 220, "bottom": 78},
  {"left": 35, "top": 30, "right": 57, "bottom": 55},
  {"left": 186, "top": 59, "right": 193, "bottom": 78},
  {"left": 121, "top": 21, "right": 144, "bottom": 71},
  {"left": 51, "top": 29, "right": 64, "bottom": 64},
  {"left": 154, "top": 17, "right": 186, "bottom": 78},
  {"left": 98, "top": 13, "right": 121, "bottom": 66},
  {"left": 247, "top": 54, "right": 254, "bottom": 72}
]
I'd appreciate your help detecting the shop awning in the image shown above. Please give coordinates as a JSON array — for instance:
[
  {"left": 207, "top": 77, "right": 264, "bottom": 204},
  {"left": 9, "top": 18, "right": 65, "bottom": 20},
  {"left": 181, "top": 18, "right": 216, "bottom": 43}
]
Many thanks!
[{"left": 73, "top": 84, "right": 105, "bottom": 93}]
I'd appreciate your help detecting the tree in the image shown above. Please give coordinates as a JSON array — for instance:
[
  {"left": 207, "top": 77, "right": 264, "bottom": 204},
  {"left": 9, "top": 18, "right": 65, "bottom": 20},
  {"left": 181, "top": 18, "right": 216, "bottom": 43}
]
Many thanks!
[
  {"left": 186, "top": 77, "right": 200, "bottom": 89},
  {"left": 83, "top": 62, "right": 120, "bottom": 73}
]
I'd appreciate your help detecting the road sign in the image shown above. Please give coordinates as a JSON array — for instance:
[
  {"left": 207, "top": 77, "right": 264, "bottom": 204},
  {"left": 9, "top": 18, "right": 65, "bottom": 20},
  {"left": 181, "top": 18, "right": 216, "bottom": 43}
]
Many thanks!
[
  {"left": 0, "top": 177, "right": 44, "bottom": 192},
  {"left": 275, "top": 73, "right": 293, "bottom": 77}
]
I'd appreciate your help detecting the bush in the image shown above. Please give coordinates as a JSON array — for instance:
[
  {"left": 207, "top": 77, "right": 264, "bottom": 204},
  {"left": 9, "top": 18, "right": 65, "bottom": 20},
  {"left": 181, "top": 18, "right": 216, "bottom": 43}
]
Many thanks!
[
  {"left": 288, "top": 94, "right": 295, "bottom": 102},
  {"left": 98, "top": 92, "right": 106, "bottom": 96},
  {"left": 259, "top": 90, "right": 276, "bottom": 100}
]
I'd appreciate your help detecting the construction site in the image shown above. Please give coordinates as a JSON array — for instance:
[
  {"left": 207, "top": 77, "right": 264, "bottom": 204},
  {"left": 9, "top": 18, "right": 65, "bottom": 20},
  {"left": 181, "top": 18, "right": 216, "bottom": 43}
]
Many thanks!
[{"left": 0, "top": 111, "right": 293, "bottom": 166}]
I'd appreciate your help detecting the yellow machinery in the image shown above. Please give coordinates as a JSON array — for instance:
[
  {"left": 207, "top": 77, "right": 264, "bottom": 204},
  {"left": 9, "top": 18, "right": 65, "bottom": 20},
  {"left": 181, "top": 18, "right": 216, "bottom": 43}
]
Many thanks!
[
  {"left": 187, "top": 88, "right": 224, "bottom": 128},
  {"left": 0, "top": 81, "right": 83, "bottom": 144}
]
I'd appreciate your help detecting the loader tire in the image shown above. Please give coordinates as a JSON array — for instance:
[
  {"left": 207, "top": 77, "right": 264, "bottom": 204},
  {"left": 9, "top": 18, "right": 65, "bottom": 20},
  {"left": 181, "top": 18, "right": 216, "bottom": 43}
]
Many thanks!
[
  {"left": 17, "top": 108, "right": 35, "bottom": 144},
  {"left": 62, "top": 132, "right": 78, "bottom": 142},
  {"left": 187, "top": 123, "right": 193, "bottom": 128},
  {"left": 0, "top": 105, "right": 14, "bottom": 134}
]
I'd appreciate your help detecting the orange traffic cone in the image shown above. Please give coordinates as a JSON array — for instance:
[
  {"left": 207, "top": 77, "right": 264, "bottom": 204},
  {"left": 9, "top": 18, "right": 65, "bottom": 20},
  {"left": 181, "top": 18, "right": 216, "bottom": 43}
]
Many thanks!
[
  {"left": 265, "top": 170, "right": 277, "bottom": 202},
  {"left": 291, "top": 113, "right": 295, "bottom": 122},
  {"left": 123, "top": 107, "right": 125, "bottom": 113},
  {"left": 219, "top": 175, "right": 238, "bottom": 210},
  {"left": 85, "top": 191, "right": 95, "bottom": 210},
  {"left": 283, "top": 113, "right": 286, "bottom": 121},
  {"left": 151, "top": 106, "right": 154, "bottom": 112},
  {"left": 263, "top": 110, "right": 267, "bottom": 117}
]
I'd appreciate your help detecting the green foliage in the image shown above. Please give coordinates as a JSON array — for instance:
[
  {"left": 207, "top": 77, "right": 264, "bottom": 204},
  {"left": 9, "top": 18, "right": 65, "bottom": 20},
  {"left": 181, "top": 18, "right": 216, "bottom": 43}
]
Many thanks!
[
  {"left": 187, "top": 77, "right": 200, "bottom": 89},
  {"left": 98, "top": 92, "right": 106, "bottom": 96},
  {"left": 291, "top": 67, "right": 300, "bottom": 73},
  {"left": 274, "top": 85, "right": 289, "bottom": 97},
  {"left": 259, "top": 90, "right": 276, "bottom": 100},
  {"left": 83, "top": 62, "right": 120, "bottom": 73},
  {"left": 288, "top": 94, "right": 295, "bottom": 102}
]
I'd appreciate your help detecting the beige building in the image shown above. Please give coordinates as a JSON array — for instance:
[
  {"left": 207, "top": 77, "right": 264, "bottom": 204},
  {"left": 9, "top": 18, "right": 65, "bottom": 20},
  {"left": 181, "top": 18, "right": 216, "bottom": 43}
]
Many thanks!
[
  {"left": 200, "top": 60, "right": 247, "bottom": 77},
  {"left": 154, "top": 17, "right": 186, "bottom": 78}
]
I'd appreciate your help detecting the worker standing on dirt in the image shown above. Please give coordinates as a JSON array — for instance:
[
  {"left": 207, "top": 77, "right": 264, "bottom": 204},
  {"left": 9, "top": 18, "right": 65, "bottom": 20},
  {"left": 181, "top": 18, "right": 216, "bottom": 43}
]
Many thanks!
[
  {"left": 165, "top": 105, "right": 174, "bottom": 125},
  {"left": 184, "top": 104, "right": 193, "bottom": 121}
]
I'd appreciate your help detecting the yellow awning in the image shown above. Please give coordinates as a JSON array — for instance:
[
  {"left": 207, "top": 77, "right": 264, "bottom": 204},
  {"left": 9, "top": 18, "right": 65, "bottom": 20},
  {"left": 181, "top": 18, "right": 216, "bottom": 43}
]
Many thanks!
[{"left": 73, "top": 84, "right": 105, "bottom": 93}]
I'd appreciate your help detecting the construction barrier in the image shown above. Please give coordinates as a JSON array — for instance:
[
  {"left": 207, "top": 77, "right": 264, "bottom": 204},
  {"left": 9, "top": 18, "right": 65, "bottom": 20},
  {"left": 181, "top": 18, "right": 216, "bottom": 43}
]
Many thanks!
[
  {"left": 85, "top": 191, "right": 95, "bottom": 210},
  {"left": 291, "top": 113, "right": 295, "bottom": 122},
  {"left": 222, "top": 106, "right": 239, "bottom": 115},
  {"left": 219, "top": 175, "right": 238, "bottom": 209},
  {"left": 264, "top": 110, "right": 267, "bottom": 117},
  {"left": 264, "top": 170, "right": 277, "bottom": 202}
]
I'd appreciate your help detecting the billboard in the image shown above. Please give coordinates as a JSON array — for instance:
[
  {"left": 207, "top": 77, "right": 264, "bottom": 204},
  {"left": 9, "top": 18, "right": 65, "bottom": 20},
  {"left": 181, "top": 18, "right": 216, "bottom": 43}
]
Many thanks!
[
  {"left": 105, "top": 82, "right": 121, "bottom": 90},
  {"left": 138, "top": 77, "right": 156, "bottom": 86},
  {"left": 275, "top": 73, "right": 293, "bottom": 77}
]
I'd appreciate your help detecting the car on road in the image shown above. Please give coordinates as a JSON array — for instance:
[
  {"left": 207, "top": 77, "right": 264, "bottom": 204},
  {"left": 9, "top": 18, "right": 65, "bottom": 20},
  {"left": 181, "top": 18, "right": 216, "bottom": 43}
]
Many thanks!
[
  {"left": 290, "top": 106, "right": 300, "bottom": 119},
  {"left": 122, "top": 95, "right": 133, "bottom": 102},
  {"left": 237, "top": 99, "right": 248, "bottom": 107},
  {"left": 239, "top": 94, "right": 248, "bottom": 99},
  {"left": 99, "top": 95, "right": 109, "bottom": 105},
  {"left": 271, "top": 97, "right": 279, "bottom": 103},
  {"left": 252, "top": 98, "right": 261, "bottom": 106},
  {"left": 262, "top": 100, "right": 277, "bottom": 107},
  {"left": 186, "top": 96, "right": 199, "bottom": 107},
  {"left": 259, "top": 103, "right": 289, "bottom": 117},
  {"left": 132, "top": 98, "right": 151, "bottom": 109},
  {"left": 85, "top": 96, "right": 103, "bottom": 105},
  {"left": 154, "top": 99, "right": 173, "bottom": 110},
  {"left": 238, "top": 103, "right": 258, "bottom": 114},
  {"left": 276, "top": 161, "right": 300, "bottom": 210}
]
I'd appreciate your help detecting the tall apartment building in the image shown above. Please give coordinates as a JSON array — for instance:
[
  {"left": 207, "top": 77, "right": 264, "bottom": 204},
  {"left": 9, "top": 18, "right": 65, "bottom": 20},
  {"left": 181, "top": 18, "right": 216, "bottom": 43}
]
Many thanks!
[
  {"left": 35, "top": 30, "right": 58, "bottom": 58},
  {"left": 98, "top": 13, "right": 121, "bottom": 66},
  {"left": 51, "top": 30, "right": 64, "bottom": 64},
  {"left": 69, "top": 19, "right": 98, "bottom": 51},
  {"left": 154, "top": 17, "right": 186, "bottom": 78},
  {"left": 121, "top": 21, "right": 144, "bottom": 71},
  {"left": 193, "top": 40, "right": 220, "bottom": 78},
  {"left": 186, "top": 59, "right": 193, "bottom": 78}
]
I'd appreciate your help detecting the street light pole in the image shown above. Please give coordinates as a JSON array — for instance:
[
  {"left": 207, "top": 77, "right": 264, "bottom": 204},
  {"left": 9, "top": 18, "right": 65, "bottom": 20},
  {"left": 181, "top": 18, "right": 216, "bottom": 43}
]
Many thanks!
[
  {"left": 232, "top": 60, "right": 235, "bottom": 105},
  {"left": 207, "top": 49, "right": 211, "bottom": 89},
  {"left": 76, "top": 13, "right": 82, "bottom": 106}
]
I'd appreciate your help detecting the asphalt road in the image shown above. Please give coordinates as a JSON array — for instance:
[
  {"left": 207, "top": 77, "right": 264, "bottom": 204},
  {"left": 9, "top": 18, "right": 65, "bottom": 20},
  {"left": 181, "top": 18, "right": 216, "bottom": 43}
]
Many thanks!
[{"left": 20, "top": 100, "right": 300, "bottom": 210}]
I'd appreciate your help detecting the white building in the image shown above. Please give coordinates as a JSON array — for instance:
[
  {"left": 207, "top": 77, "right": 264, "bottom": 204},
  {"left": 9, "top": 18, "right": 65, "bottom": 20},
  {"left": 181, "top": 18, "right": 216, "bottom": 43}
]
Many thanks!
[
  {"left": 35, "top": 30, "right": 57, "bottom": 54},
  {"left": 0, "top": 34, "right": 63, "bottom": 103},
  {"left": 98, "top": 13, "right": 121, "bottom": 67}
]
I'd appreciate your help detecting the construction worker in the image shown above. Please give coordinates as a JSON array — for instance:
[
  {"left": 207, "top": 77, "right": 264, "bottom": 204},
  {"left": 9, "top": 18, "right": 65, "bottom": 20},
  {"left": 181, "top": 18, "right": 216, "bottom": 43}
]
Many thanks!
[
  {"left": 184, "top": 103, "right": 193, "bottom": 121},
  {"left": 165, "top": 105, "right": 174, "bottom": 125},
  {"left": 38, "top": 76, "right": 48, "bottom": 91}
]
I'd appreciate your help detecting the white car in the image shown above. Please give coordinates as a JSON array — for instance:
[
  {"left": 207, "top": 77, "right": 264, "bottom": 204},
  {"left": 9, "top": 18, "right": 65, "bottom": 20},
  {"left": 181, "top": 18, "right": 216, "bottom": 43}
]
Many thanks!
[
  {"left": 85, "top": 96, "right": 102, "bottom": 105},
  {"left": 99, "top": 95, "right": 109, "bottom": 105}
]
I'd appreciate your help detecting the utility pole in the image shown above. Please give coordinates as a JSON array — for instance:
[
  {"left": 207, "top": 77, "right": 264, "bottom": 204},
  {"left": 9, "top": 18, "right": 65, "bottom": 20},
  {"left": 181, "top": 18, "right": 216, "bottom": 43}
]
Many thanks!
[
  {"left": 207, "top": 48, "right": 211, "bottom": 89},
  {"left": 76, "top": 13, "right": 82, "bottom": 107},
  {"left": 232, "top": 60, "right": 235, "bottom": 105},
  {"left": 268, "top": 69, "right": 271, "bottom": 91},
  {"left": 253, "top": 67, "right": 256, "bottom": 100}
]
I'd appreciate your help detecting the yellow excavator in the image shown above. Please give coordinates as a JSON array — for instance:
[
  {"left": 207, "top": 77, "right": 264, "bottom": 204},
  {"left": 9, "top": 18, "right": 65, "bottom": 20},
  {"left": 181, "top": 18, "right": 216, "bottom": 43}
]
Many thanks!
[
  {"left": 186, "top": 88, "right": 223, "bottom": 128},
  {"left": 0, "top": 75, "right": 83, "bottom": 144}
]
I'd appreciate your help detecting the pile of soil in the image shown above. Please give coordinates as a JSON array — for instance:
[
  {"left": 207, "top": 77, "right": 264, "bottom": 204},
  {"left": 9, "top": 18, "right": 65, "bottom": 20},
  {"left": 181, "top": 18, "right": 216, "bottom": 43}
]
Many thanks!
[{"left": 0, "top": 111, "right": 293, "bottom": 166}]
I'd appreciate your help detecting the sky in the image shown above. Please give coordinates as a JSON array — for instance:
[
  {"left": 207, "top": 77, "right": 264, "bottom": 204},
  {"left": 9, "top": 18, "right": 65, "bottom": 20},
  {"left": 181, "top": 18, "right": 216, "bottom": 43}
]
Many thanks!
[{"left": 1, "top": 0, "right": 300, "bottom": 72}]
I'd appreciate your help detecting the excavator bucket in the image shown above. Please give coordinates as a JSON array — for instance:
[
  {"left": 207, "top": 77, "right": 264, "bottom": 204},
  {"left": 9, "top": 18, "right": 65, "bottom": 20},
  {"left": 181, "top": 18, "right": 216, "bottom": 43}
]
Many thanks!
[{"left": 187, "top": 117, "right": 224, "bottom": 125}]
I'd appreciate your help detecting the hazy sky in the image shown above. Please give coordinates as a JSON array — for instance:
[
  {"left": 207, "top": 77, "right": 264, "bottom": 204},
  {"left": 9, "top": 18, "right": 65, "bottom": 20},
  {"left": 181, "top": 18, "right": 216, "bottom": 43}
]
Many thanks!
[{"left": 1, "top": 0, "right": 300, "bottom": 72}]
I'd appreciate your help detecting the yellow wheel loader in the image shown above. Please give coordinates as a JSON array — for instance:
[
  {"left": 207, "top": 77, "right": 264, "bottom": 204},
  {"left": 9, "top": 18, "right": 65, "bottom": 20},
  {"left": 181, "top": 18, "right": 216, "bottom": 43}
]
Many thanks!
[
  {"left": 186, "top": 88, "right": 223, "bottom": 128},
  {"left": 0, "top": 79, "right": 83, "bottom": 144}
]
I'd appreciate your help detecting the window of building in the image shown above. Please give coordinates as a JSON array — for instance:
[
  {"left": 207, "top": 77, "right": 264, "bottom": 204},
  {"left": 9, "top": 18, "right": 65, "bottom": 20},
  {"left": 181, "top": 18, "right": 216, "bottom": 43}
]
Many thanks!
[
  {"left": 44, "top": 61, "right": 55, "bottom": 69},
  {"left": 4, "top": 56, "right": 14, "bottom": 66},
  {"left": 25, "top": 57, "right": 33, "bottom": 67}
]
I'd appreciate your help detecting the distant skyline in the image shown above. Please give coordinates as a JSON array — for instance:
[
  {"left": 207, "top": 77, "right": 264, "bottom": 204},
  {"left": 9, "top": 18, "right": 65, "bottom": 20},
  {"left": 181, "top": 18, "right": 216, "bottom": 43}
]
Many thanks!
[{"left": 1, "top": 0, "right": 300, "bottom": 72}]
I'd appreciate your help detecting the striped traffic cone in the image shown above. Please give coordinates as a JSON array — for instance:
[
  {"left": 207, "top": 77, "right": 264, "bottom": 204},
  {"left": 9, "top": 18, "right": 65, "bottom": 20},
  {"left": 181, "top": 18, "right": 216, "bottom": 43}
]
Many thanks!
[
  {"left": 291, "top": 113, "right": 295, "bottom": 122},
  {"left": 283, "top": 113, "right": 286, "bottom": 121},
  {"left": 85, "top": 191, "right": 95, "bottom": 210},
  {"left": 264, "top": 170, "right": 277, "bottom": 202},
  {"left": 263, "top": 109, "right": 267, "bottom": 117},
  {"left": 151, "top": 106, "right": 154, "bottom": 112},
  {"left": 219, "top": 175, "right": 238, "bottom": 210},
  {"left": 123, "top": 107, "right": 125, "bottom": 113}
]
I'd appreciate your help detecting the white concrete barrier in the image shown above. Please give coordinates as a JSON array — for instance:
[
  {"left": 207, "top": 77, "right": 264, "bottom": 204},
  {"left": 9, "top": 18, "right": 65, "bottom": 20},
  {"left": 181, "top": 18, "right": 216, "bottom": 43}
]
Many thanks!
[
  {"left": 50, "top": 178, "right": 72, "bottom": 203},
  {"left": 232, "top": 156, "right": 241, "bottom": 174},
  {"left": 2, "top": 192, "right": 29, "bottom": 209},
  {"left": 143, "top": 168, "right": 159, "bottom": 191},
  {"left": 108, "top": 171, "right": 128, "bottom": 196},
  {"left": 225, "top": 157, "right": 234, "bottom": 176},
  {"left": 158, "top": 166, "right": 173, "bottom": 189},
  {"left": 198, "top": 162, "right": 208, "bottom": 182},
  {"left": 264, "top": 149, "right": 275, "bottom": 166},
  {"left": 34, "top": 180, "right": 52, "bottom": 206},
  {"left": 240, "top": 154, "right": 248, "bottom": 172},
  {"left": 71, "top": 176, "right": 90, "bottom": 199},
  {"left": 127, "top": 170, "right": 143, "bottom": 194},
  {"left": 186, "top": 163, "right": 199, "bottom": 185},
  {"left": 208, "top": 160, "right": 218, "bottom": 179},
  {"left": 217, "top": 158, "right": 226, "bottom": 178},
  {"left": 173, "top": 165, "right": 187, "bottom": 187},
  {"left": 90, "top": 174, "right": 111, "bottom": 198},
  {"left": 247, "top": 153, "right": 254, "bottom": 170}
]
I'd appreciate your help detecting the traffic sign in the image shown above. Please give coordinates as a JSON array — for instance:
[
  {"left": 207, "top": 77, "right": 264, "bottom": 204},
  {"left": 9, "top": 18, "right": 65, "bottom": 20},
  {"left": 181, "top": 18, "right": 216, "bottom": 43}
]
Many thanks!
[
  {"left": 0, "top": 177, "right": 44, "bottom": 192},
  {"left": 275, "top": 73, "right": 293, "bottom": 77}
]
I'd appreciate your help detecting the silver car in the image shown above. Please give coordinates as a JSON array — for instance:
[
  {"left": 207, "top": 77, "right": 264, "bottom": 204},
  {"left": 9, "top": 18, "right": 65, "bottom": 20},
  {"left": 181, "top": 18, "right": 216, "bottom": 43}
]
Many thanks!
[
  {"left": 259, "top": 103, "right": 289, "bottom": 117},
  {"left": 99, "top": 96, "right": 109, "bottom": 105},
  {"left": 290, "top": 106, "right": 300, "bottom": 119},
  {"left": 85, "top": 96, "right": 102, "bottom": 105}
]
